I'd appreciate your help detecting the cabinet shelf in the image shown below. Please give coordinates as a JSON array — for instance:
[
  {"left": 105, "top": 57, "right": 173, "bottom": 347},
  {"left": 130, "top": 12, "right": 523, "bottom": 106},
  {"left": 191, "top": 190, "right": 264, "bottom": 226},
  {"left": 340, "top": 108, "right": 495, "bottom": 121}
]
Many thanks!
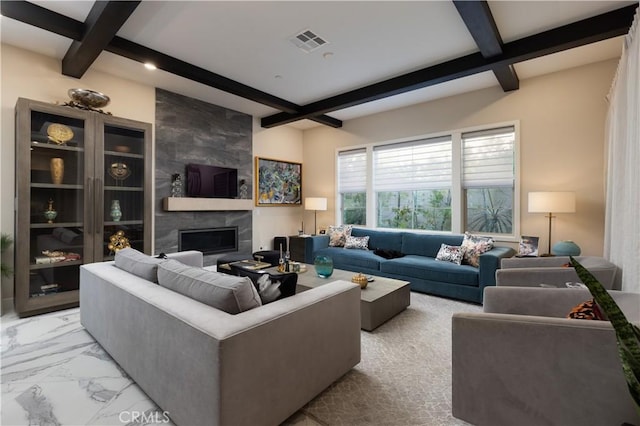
[
  {"left": 31, "top": 183, "right": 83, "bottom": 190},
  {"left": 30, "top": 141, "right": 84, "bottom": 152},
  {"left": 104, "top": 220, "right": 143, "bottom": 226},
  {"left": 29, "top": 259, "right": 83, "bottom": 270},
  {"left": 104, "top": 186, "right": 143, "bottom": 192},
  {"left": 104, "top": 150, "right": 144, "bottom": 159},
  {"left": 31, "top": 222, "right": 83, "bottom": 228}
]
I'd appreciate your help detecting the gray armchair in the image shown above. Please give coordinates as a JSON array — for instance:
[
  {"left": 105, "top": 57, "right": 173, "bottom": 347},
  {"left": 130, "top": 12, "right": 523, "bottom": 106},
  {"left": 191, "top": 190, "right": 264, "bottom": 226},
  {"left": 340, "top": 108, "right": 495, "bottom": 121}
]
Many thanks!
[
  {"left": 452, "top": 286, "right": 640, "bottom": 426},
  {"left": 496, "top": 256, "right": 618, "bottom": 289}
]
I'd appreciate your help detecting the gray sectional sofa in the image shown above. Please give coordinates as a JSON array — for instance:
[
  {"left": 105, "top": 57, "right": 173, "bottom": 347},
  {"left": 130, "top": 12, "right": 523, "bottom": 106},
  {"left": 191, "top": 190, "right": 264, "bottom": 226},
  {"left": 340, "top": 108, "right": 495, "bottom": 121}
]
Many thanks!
[
  {"left": 302, "top": 228, "right": 515, "bottom": 303},
  {"left": 80, "top": 250, "right": 361, "bottom": 426}
]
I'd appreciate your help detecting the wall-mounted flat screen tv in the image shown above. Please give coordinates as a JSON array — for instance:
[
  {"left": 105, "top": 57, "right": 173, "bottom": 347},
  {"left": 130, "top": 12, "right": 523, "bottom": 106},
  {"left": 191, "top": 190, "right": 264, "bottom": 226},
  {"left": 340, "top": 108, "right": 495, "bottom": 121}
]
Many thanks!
[{"left": 186, "top": 163, "right": 238, "bottom": 198}]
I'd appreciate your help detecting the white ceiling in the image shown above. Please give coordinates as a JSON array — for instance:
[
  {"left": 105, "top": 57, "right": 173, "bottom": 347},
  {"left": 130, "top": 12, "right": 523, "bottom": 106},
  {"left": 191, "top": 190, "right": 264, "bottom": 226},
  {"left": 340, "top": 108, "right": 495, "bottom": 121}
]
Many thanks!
[{"left": 0, "top": 1, "right": 635, "bottom": 129}]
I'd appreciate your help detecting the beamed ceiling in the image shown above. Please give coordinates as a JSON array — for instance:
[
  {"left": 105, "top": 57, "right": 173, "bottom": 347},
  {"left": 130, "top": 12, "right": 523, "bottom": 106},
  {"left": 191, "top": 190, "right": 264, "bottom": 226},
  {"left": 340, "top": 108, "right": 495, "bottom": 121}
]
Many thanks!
[{"left": 1, "top": 1, "right": 638, "bottom": 129}]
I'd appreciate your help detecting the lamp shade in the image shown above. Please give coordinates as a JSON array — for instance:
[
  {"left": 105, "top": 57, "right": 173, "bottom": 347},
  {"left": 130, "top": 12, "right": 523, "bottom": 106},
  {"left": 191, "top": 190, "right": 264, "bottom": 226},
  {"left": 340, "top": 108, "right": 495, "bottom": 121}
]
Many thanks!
[
  {"left": 305, "top": 197, "right": 327, "bottom": 211},
  {"left": 528, "top": 192, "right": 576, "bottom": 213}
]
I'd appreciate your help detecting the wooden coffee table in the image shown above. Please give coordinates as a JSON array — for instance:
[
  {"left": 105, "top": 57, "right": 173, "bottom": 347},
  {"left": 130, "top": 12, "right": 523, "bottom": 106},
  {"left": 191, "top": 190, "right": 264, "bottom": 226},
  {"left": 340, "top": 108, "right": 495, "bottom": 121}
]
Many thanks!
[{"left": 267, "top": 264, "right": 410, "bottom": 331}]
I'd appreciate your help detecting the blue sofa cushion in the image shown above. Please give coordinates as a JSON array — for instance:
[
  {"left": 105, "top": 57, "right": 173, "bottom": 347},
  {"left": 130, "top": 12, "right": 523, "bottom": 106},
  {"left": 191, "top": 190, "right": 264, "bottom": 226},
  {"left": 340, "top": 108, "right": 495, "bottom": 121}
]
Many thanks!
[
  {"left": 381, "top": 255, "right": 479, "bottom": 286},
  {"left": 314, "top": 247, "right": 381, "bottom": 271},
  {"left": 401, "top": 233, "right": 464, "bottom": 258},
  {"left": 352, "top": 228, "right": 403, "bottom": 252}
]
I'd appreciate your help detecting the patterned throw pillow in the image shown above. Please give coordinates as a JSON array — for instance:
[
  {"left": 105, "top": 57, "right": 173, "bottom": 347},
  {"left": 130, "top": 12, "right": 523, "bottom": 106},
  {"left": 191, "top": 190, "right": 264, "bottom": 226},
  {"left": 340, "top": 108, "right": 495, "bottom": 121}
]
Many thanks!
[
  {"left": 461, "top": 232, "right": 494, "bottom": 267},
  {"left": 567, "top": 299, "right": 605, "bottom": 320},
  {"left": 344, "top": 235, "right": 370, "bottom": 250},
  {"left": 328, "top": 225, "right": 353, "bottom": 247},
  {"left": 435, "top": 244, "right": 466, "bottom": 265}
]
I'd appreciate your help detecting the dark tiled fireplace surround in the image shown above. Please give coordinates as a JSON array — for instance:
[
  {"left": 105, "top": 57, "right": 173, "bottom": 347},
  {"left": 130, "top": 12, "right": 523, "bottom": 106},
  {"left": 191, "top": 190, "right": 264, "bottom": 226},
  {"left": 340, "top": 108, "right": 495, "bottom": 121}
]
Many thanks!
[{"left": 154, "top": 89, "right": 253, "bottom": 265}]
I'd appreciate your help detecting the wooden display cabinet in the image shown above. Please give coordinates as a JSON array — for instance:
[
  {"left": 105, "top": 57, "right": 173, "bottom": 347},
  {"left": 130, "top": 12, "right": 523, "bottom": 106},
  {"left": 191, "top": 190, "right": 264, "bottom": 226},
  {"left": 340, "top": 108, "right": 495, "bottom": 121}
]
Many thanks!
[{"left": 14, "top": 98, "right": 152, "bottom": 317}]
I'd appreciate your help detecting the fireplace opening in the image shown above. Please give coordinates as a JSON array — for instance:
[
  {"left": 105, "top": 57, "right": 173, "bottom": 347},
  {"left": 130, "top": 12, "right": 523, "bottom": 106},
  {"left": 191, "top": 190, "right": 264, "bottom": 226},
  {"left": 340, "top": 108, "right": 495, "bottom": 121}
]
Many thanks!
[{"left": 178, "top": 227, "right": 238, "bottom": 255}]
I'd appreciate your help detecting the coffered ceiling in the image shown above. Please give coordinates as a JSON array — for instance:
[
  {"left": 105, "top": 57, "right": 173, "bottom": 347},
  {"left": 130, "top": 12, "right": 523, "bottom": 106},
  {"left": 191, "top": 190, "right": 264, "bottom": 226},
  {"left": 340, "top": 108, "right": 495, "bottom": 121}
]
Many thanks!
[{"left": 1, "top": 1, "right": 637, "bottom": 129}]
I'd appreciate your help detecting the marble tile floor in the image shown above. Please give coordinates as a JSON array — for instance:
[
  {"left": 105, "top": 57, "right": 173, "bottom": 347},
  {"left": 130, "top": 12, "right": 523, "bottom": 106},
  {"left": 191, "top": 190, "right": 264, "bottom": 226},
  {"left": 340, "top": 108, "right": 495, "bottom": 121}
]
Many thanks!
[{"left": 0, "top": 308, "right": 321, "bottom": 426}]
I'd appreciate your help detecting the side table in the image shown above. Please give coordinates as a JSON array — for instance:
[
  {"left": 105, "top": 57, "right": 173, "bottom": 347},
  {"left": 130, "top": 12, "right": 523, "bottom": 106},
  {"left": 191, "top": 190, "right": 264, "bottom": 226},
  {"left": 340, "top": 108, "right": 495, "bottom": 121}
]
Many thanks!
[{"left": 288, "top": 235, "right": 308, "bottom": 262}]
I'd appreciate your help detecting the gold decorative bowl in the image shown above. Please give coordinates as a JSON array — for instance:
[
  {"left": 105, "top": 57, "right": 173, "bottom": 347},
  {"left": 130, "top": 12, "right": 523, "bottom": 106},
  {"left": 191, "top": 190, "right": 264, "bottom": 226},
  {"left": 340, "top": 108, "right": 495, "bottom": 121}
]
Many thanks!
[
  {"left": 351, "top": 273, "right": 368, "bottom": 289},
  {"left": 68, "top": 88, "right": 110, "bottom": 108},
  {"left": 47, "top": 123, "right": 74, "bottom": 145}
]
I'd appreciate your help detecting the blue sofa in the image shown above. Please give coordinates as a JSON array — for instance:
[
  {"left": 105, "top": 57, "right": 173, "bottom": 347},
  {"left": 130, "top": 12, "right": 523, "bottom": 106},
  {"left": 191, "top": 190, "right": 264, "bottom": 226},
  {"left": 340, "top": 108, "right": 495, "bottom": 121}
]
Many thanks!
[{"left": 300, "top": 228, "right": 515, "bottom": 304}]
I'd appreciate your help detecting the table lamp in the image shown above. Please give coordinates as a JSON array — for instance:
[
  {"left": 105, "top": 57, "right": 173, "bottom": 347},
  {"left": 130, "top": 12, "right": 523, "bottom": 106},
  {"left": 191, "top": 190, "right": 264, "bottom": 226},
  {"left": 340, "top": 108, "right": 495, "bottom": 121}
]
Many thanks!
[
  {"left": 528, "top": 191, "right": 576, "bottom": 256},
  {"left": 305, "top": 197, "right": 327, "bottom": 235}
]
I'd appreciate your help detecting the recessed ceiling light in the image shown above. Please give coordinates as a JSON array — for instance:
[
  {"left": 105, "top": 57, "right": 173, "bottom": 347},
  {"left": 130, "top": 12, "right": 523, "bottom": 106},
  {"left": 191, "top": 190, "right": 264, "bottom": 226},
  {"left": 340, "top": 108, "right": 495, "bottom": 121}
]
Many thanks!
[
  {"left": 275, "top": 75, "right": 283, "bottom": 79},
  {"left": 144, "top": 63, "right": 157, "bottom": 70},
  {"left": 323, "top": 52, "right": 334, "bottom": 59}
]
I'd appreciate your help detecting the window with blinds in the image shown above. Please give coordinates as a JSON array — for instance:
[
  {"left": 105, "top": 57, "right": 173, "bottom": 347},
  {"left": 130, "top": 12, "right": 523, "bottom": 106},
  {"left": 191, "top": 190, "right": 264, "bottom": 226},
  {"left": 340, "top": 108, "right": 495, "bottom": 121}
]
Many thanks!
[
  {"left": 462, "top": 126, "right": 515, "bottom": 234},
  {"left": 373, "top": 137, "right": 452, "bottom": 231},
  {"left": 373, "top": 137, "right": 452, "bottom": 191},
  {"left": 338, "top": 149, "right": 366, "bottom": 225},
  {"left": 334, "top": 122, "right": 518, "bottom": 236}
]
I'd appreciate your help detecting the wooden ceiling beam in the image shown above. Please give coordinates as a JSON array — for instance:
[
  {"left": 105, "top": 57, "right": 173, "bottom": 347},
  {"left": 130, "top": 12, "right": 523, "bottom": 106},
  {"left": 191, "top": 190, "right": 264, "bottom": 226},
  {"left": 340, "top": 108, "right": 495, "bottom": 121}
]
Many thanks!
[
  {"left": 62, "top": 1, "right": 141, "bottom": 78},
  {"left": 453, "top": 0, "right": 519, "bottom": 91},
  {"left": 261, "top": 4, "right": 636, "bottom": 128}
]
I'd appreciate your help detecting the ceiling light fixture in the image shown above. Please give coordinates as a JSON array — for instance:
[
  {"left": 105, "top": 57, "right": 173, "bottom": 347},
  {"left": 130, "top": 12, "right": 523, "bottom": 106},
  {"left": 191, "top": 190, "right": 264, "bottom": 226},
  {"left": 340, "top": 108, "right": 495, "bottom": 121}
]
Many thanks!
[
  {"left": 144, "top": 62, "right": 157, "bottom": 70},
  {"left": 323, "top": 52, "right": 334, "bottom": 59}
]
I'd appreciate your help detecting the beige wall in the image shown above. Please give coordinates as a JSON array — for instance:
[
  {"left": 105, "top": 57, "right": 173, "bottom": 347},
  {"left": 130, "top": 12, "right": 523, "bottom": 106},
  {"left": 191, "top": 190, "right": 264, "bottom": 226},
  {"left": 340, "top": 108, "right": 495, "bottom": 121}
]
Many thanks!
[
  {"left": 252, "top": 120, "right": 304, "bottom": 250},
  {"left": 302, "top": 59, "right": 618, "bottom": 256}
]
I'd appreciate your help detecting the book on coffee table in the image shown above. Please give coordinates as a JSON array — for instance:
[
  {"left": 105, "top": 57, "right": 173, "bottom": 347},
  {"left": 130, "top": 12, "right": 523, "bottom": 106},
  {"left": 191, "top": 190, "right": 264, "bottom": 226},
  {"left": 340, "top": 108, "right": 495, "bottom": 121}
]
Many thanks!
[{"left": 231, "top": 259, "right": 272, "bottom": 270}]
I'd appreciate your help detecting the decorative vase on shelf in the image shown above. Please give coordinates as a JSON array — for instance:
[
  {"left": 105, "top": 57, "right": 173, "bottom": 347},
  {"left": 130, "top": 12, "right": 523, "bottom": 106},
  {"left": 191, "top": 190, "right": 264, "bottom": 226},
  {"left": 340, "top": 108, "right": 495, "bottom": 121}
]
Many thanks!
[
  {"left": 50, "top": 157, "right": 64, "bottom": 184},
  {"left": 314, "top": 255, "right": 334, "bottom": 278},
  {"left": 552, "top": 240, "right": 581, "bottom": 256},
  {"left": 238, "top": 179, "right": 248, "bottom": 199},
  {"left": 170, "top": 173, "right": 183, "bottom": 197},
  {"left": 43, "top": 199, "right": 57, "bottom": 224},
  {"left": 110, "top": 200, "right": 122, "bottom": 222}
]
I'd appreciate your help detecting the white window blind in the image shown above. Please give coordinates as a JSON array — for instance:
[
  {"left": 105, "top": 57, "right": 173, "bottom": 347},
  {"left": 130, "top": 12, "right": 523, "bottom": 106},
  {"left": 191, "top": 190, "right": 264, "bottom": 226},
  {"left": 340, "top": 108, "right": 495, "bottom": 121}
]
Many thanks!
[
  {"left": 462, "top": 126, "right": 515, "bottom": 187},
  {"left": 373, "top": 136, "right": 452, "bottom": 191},
  {"left": 338, "top": 149, "right": 367, "bottom": 193}
]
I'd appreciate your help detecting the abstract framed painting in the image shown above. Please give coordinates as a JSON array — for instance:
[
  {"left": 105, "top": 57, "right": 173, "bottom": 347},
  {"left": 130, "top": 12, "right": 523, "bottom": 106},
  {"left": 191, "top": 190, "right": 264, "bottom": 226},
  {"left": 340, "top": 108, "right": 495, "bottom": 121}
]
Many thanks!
[{"left": 255, "top": 157, "right": 302, "bottom": 206}]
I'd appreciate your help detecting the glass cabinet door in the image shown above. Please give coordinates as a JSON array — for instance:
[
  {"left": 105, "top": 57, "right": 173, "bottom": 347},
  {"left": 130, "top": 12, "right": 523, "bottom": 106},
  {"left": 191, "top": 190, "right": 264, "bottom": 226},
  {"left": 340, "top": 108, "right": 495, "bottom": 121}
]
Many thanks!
[
  {"left": 17, "top": 104, "right": 91, "bottom": 308},
  {"left": 97, "top": 119, "right": 151, "bottom": 261}
]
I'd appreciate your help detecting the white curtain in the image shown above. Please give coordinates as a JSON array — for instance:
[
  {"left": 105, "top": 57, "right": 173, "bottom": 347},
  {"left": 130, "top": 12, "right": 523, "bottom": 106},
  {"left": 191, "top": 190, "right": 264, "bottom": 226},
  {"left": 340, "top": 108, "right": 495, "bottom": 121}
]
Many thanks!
[{"left": 604, "top": 6, "right": 640, "bottom": 292}]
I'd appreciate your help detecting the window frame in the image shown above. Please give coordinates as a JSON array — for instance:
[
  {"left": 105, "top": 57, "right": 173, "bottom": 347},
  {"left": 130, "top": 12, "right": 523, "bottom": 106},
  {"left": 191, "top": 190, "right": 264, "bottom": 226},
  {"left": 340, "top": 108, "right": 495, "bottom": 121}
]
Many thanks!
[{"left": 334, "top": 121, "right": 520, "bottom": 242}]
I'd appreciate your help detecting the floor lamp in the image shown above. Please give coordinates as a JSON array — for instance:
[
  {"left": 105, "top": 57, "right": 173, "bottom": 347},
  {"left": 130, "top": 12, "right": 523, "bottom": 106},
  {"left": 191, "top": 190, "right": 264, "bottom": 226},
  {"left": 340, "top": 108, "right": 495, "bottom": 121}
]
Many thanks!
[
  {"left": 528, "top": 191, "right": 576, "bottom": 256},
  {"left": 305, "top": 197, "right": 327, "bottom": 235}
]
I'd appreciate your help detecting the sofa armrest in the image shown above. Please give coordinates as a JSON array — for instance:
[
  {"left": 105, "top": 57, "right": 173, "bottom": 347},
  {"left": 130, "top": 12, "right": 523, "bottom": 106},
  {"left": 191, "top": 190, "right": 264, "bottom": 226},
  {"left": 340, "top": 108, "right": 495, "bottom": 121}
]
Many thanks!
[
  {"left": 478, "top": 246, "right": 516, "bottom": 292},
  {"left": 452, "top": 312, "right": 637, "bottom": 426},
  {"left": 304, "top": 235, "right": 330, "bottom": 263},
  {"left": 166, "top": 250, "right": 203, "bottom": 267}
]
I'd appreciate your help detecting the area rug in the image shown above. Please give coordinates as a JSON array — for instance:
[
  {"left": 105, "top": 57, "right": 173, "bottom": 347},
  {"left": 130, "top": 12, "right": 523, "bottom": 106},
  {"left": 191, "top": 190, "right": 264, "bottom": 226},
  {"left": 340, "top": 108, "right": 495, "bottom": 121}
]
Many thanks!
[
  {"left": 1, "top": 292, "right": 479, "bottom": 425},
  {"left": 297, "top": 292, "right": 478, "bottom": 426}
]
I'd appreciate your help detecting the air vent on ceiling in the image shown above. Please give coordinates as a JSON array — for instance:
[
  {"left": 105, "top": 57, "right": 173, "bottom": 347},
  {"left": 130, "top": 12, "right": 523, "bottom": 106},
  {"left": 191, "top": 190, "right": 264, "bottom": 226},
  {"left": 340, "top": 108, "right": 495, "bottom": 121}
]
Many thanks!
[{"left": 289, "top": 29, "right": 329, "bottom": 53}]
